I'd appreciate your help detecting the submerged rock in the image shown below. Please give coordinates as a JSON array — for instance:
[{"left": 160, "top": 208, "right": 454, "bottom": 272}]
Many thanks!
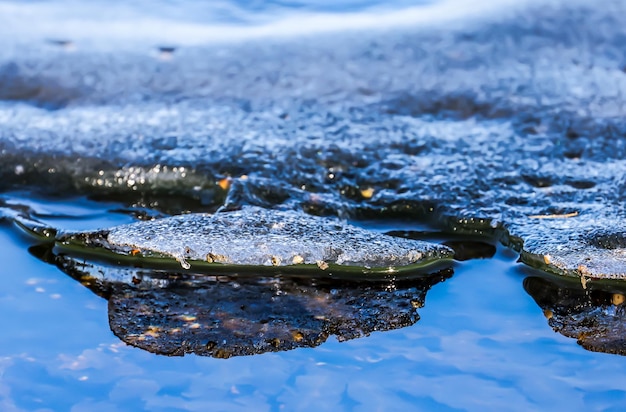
[
  {"left": 49, "top": 206, "right": 453, "bottom": 277},
  {"left": 1, "top": 0, "right": 626, "bottom": 279},
  {"left": 30, "top": 243, "right": 452, "bottom": 357}
]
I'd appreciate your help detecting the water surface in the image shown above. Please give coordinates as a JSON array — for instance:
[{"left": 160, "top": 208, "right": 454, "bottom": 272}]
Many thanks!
[{"left": 1, "top": 195, "right": 625, "bottom": 411}]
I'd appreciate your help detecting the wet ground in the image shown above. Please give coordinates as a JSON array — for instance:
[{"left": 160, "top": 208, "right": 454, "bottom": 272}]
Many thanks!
[{"left": 2, "top": 0, "right": 626, "bottom": 409}]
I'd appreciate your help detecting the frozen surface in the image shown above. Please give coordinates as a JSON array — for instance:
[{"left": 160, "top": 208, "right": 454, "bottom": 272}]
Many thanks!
[
  {"left": 1, "top": 0, "right": 626, "bottom": 280},
  {"left": 83, "top": 206, "right": 452, "bottom": 271}
]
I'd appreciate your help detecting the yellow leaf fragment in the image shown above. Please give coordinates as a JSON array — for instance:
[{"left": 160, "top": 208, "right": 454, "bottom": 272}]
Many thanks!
[
  {"left": 218, "top": 178, "right": 231, "bottom": 190},
  {"left": 529, "top": 211, "right": 578, "bottom": 219},
  {"left": 360, "top": 187, "right": 375, "bottom": 199}
]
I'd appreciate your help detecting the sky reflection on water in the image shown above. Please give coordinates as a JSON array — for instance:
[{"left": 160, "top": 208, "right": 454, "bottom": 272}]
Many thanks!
[{"left": 1, "top": 197, "right": 625, "bottom": 411}]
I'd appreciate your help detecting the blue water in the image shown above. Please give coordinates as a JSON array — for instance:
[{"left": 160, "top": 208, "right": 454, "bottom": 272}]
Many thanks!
[{"left": 1, "top": 195, "right": 626, "bottom": 411}]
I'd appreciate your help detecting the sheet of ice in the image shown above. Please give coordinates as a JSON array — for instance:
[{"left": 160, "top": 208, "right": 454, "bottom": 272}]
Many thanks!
[
  {"left": 1, "top": 0, "right": 626, "bottom": 279},
  {"left": 61, "top": 206, "right": 453, "bottom": 271}
]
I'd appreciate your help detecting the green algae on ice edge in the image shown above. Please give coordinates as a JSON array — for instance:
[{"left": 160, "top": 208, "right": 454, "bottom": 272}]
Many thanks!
[{"left": 53, "top": 207, "right": 453, "bottom": 277}]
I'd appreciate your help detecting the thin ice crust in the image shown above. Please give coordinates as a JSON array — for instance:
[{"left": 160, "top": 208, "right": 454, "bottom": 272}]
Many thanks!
[{"left": 58, "top": 207, "right": 453, "bottom": 274}]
